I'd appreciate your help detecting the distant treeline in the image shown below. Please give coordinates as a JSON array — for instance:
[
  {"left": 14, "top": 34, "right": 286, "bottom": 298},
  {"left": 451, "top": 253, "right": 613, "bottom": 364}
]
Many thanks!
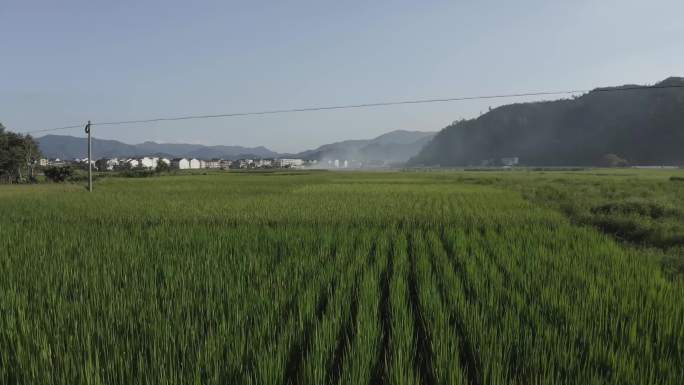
[
  {"left": 0, "top": 123, "right": 41, "bottom": 183},
  {"left": 410, "top": 77, "right": 684, "bottom": 167}
]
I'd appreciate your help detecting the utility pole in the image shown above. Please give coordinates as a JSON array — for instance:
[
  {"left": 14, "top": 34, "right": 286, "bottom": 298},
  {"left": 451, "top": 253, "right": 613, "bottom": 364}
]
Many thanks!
[{"left": 85, "top": 120, "right": 92, "bottom": 192}]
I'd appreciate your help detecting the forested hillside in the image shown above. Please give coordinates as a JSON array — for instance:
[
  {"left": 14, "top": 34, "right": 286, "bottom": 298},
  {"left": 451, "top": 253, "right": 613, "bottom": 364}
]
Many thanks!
[{"left": 410, "top": 77, "right": 684, "bottom": 166}]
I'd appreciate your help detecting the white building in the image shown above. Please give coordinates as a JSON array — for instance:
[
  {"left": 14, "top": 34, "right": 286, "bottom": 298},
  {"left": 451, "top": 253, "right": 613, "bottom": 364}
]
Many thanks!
[
  {"left": 632, "top": 165, "right": 678, "bottom": 169},
  {"left": 49, "top": 158, "right": 67, "bottom": 166},
  {"left": 334, "top": 159, "right": 340, "bottom": 168},
  {"left": 126, "top": 158, "right": 139, "bottom": 168},
  {"left": 159, "top": 158, "right": 171, "bottom": 166},
  {"left": 205, "top": 159, "right": 222, "bottom": 169},
  {"left": 236, "top": 159, "right": 253, "bottom": 168},
  {"left": 100, "top": 158, "right": 120, "bottom": 171},
  {"left": 501, "top": 157, "right": 519, "bottom": 167},
  {"left": 274, "top": 158, "right": 304, "bottom": 168},
  {"left": 189, "top": 158, "right": 201, "bottom": 169},
  {"left": 254, "top": 159, "right": 273, "bottom": 168},
  {"left": 171, "top": 158, "right": 190, "bottom": 169},
  {"left": 38, "top": 158, "right": 49, "bottom": 167},
  {"left": 138, "top": 157, "right": 158, "bottom": 169}
]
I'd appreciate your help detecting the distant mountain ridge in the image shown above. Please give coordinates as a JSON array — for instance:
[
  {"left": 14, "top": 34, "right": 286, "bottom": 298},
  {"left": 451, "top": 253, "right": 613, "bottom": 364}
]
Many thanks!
[
  {"left": 294, "top": 130, "right": 436, "bottom": 163},
  {"left": 409, "top": 77, "right": 684, "bottom": 167},
  {"left": 36, "top": 135, "right": 279, "bottom": 160},
  {"left": 36, "top": 129, "right": 436, "bottom": 164}
]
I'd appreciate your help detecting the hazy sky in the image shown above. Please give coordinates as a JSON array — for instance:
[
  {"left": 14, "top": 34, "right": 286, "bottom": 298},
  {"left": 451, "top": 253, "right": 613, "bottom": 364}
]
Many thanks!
[{"left": 2, "top": 0, "right": 683, "bottom": 152}]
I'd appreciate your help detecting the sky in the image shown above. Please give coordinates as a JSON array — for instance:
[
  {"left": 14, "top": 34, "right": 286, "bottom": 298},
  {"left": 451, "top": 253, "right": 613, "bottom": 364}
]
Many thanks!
[{"left": 2, "top": 0, "right": 683, "bottom": 153}]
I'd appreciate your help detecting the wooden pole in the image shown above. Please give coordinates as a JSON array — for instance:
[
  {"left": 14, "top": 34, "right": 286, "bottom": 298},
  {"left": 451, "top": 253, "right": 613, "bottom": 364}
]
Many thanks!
[{"left": 86, "top": 121, "right": 92, "bottom": 192}]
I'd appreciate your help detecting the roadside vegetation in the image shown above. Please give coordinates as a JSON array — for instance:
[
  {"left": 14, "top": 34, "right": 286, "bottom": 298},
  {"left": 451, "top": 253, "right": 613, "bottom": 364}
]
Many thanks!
[{"left": 1, "top": 171, "right": 683, "bottom": 384}]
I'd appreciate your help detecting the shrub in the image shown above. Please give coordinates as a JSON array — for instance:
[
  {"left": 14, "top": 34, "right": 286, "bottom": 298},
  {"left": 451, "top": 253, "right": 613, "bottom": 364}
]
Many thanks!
[
  {"left": 44, "top": 166, "right": 74, "bottom": 183},
  {"left": 591, "top": 199, "right": 676, "bottom": 219},
  {"left": 589, "top": 215, "right": 652, "bottom": 243},
  {"left": 119, "top": 169, "right": 157, "bottom": 178},
  {"left": 156, "top": 161, "right": 171, "bottom": 173}
]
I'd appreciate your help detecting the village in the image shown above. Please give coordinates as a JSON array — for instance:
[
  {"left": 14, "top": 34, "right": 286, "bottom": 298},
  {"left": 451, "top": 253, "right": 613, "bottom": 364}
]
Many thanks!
[
  {"left": 37, "top": 155, "right": 524, "bottom": 171},
  {"left": 35, "top": 157, "right": 363, "bottom": 170}
]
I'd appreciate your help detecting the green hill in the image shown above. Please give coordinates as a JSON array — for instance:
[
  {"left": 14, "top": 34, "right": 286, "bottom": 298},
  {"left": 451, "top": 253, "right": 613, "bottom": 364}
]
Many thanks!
[{"left": 409, "top": 77, "right": 684, "bottom": 166}]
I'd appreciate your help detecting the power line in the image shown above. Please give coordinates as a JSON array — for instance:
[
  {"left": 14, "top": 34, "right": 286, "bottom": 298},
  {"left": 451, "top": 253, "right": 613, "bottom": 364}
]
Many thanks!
[
  {"left": 24, "top": 83, "right": 684, "bottom": 134},
  {"left": 28, "top": 124, "right": 85, "bottom": 134}
]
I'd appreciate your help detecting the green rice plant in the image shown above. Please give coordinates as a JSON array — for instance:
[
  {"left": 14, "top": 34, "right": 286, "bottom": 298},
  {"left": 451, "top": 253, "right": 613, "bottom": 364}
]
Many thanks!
[
  {"left": 339, "top": 230, "right": 387, "bottom": 385},
  {"left": 412, "top": 230, "right": 466, "bottom": 385},
  {"left": 298, "top": 230, "right": 369, "bottom": 385},
  {"left": 0, "top": 170, "right": 683, "bottom": 384},
  {"left": 386, "top": 232, "right": 419, "bottom": 385}
]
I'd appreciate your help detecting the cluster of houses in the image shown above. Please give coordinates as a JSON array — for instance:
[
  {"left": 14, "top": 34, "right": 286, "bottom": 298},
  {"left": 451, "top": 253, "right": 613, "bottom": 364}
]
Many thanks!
[
  {"left": 39, "top": 156, "right": 313, "bottom": 171},
  {"left": 96, "top": 157, "right": 171, "bottom": 171},
  {"left": 477, "top": 157, "right": 520, "bottom": 167}
]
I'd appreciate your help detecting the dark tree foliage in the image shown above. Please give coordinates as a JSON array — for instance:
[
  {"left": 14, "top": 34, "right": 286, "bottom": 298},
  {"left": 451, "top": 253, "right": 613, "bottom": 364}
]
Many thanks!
[
  {"left": 410, "top": 77, "right": 684, "bottom": 167},
  {"left": 0, "top": 123, "right": 42, "bottom": 183},
  {"left": 155, "top": 161, "right": 171, "bottom": 173},
  {"left": 95, "top": 158, "right": 108, "bottom": 171},
  {"left": 43, "top": 166, "right": 74, "bottom": 183}
]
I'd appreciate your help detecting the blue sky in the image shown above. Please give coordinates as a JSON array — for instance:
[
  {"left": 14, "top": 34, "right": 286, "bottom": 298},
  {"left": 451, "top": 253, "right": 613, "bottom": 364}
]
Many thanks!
[{"left": 2, "top": 0, "right": 683, "bottom": 152}]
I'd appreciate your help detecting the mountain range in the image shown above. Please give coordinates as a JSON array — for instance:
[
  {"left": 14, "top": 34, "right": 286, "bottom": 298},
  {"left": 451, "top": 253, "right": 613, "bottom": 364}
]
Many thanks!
[
  {"left": 36, "top": 135, "right": 278, "bottom": 160},
  {"left": 36, "top": 130, "right": 436, "bottom": 164},
  {"left": 410, "top": 77, "right": 684, "bottom": 167},
  {"left": 37, "top": 77, "right": 684, "bottom": 168}
]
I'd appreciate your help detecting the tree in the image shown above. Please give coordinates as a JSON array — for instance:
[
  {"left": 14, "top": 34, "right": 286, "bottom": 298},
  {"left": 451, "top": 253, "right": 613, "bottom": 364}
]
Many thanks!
[
  {"left": 0, "top": 122, "right": 42, "bottom": 183},
  {"left": 95, "top": 159, "right": 109, "bottom": 171},
  {"left": 0, "top": 123, "right": 8, "bottom": 181},
  {"left": 44, "top": 166, "right": 73, "bottom": 183},
  {"left": 23, "top": 134, "right": 40, "bottom": 181},
  {"left": 155, "top": 160, "right": 171, "bottom": 173},
  {"left": 116, "top": 161, "right": 132, "bottom": 171}
]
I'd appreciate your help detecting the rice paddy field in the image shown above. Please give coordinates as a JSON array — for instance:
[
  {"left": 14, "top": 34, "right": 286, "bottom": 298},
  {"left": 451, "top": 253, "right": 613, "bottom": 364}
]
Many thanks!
[{"left": 1, "top": 170, "right": 683, "bottom": 385}]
